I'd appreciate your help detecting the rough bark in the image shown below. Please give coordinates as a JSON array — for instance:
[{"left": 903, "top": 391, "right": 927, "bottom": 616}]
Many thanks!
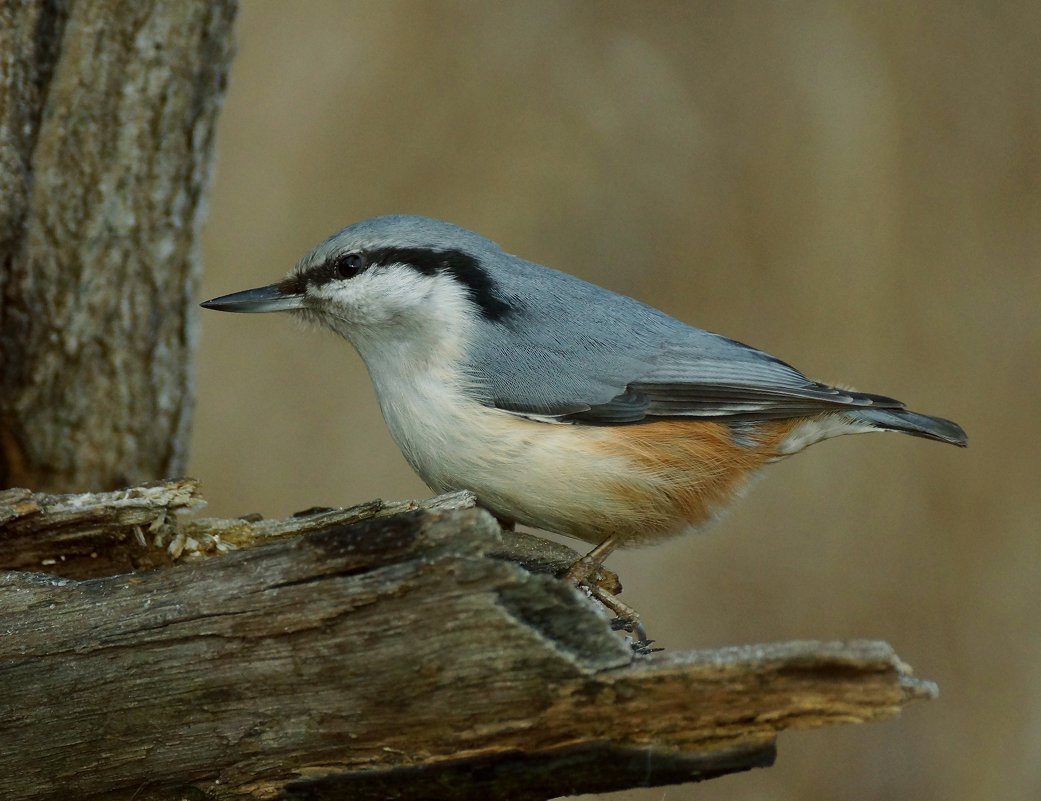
[
  {"left": 0, "top": 482, "right": 937, "bottom": 801},
  {"left": 0, "top": 0, "right": 237, "bottom": 492}
]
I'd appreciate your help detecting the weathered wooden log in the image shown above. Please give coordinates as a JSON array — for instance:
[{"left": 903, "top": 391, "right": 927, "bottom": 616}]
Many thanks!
[{"left": 0, "top": 482, "right": 936, "bottom": 801}]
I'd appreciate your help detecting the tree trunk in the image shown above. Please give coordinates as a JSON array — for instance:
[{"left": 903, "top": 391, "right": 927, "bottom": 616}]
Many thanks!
[{"left": 0, "top": 0, "right": 237, "bottom": 492}]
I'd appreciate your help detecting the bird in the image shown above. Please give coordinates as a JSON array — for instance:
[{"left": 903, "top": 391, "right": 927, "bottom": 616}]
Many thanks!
[{"left": 202, "top": 215, "right": 966, "bottom": 626}]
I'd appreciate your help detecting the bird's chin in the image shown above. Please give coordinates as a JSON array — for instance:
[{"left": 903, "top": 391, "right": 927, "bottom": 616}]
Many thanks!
[
  {"left": 288, "top": 306, "right": 329, "bottom": 330},
  {"left": 294, "top": 306, "right": 365, "bottom": 340}
]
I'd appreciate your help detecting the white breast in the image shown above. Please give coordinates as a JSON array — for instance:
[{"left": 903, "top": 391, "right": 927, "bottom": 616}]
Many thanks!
[{"left": 370, "top": 356, "right": 648, "bottom": 537}]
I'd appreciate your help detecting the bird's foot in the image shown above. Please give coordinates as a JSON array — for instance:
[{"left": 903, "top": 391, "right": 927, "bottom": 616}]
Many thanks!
[
  {"left": 589, "top": 585, "right": 658, "bottom": 650},
  {"left": 562, "top": 536, "right": 660, "bottom": 653}
]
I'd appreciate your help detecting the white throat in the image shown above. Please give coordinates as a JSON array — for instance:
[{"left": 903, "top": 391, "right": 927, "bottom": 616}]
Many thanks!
[{"left": 320, "top": 274, "right": 488, "bottom": 488}]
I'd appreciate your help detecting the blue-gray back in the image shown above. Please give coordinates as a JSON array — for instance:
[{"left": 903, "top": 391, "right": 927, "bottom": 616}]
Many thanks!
[{"left": 463, "top": 244, "right": 900, "bottom": 421}]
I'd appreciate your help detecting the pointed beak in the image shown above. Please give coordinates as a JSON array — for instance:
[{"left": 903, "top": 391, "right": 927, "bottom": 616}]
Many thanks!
[{"left": 200, "top": 282, "right": 305, "bottom": 313}]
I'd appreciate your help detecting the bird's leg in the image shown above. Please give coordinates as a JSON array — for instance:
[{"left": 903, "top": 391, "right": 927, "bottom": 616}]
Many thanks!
[
  {"left": 563, "top": 534, "right": 621, "bottom": 586},
  {"left": 563, "top": 535, "right": 657, "bottom": 649}
]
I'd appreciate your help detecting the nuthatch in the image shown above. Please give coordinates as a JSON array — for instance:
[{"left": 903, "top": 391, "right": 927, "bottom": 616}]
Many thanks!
[{"left": 202, "top": 215, "right": 966, "bottom": 622}]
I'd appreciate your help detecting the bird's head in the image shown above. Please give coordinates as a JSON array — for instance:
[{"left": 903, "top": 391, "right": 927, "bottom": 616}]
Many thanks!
[{"left": 202, "top": 216, "right": 514, "bottom": 361}]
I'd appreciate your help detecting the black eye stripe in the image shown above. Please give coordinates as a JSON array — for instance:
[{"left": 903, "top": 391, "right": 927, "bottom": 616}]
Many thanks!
[
  {"left": 301, "top": 246, "right": 513, "bottom": 321},
  {"left": 301, "top": 252, "right": 368, "bottom": 286},
  {"left": 359, "top": 248, "right": 511, "bottom": 321}
]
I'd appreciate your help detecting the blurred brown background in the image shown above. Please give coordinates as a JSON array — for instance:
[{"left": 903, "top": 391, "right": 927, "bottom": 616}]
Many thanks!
[{"left": 192, "top": 3, "right": 1040, "bottom": 800}]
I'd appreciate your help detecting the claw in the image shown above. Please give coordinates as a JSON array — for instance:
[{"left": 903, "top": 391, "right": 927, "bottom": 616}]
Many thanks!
[{"left": 610, "top": 616, "right": 635, "bottom": 632}]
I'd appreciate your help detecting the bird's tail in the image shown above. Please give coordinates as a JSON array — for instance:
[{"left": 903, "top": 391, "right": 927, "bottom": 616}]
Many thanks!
[{"left": 852, "top": 408, "right": 967, "bottom": 447}]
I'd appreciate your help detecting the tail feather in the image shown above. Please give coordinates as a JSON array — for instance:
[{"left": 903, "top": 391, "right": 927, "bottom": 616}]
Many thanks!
[{"left": 853, "top": 408, "right": 967, "bottom": 447}]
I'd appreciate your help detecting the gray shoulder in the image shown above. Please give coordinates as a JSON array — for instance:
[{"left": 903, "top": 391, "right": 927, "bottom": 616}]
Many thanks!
[{"left": 461, "top": 254, "right": 765, "bottom": 415}]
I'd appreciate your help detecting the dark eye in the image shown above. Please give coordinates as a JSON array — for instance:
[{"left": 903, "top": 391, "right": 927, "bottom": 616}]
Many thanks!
[{"left": 334, "top": 252, "right": 367, "bottom": 279}]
